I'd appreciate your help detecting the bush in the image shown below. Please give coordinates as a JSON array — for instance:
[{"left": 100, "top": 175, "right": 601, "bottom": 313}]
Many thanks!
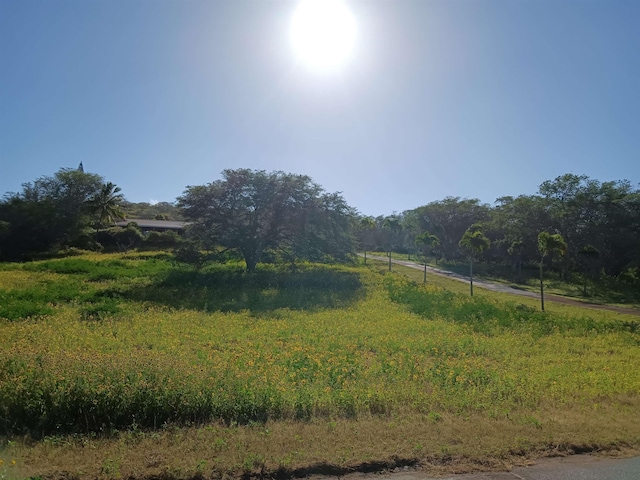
[
  {"left": 144, "top": 230, "right": 183, "bottom": 249},
  {"left": 95, "top": 225, "right": 143, "bottom": 251},
  {"left": 173, "top": 243, "right": 208, "bottom": 270}
]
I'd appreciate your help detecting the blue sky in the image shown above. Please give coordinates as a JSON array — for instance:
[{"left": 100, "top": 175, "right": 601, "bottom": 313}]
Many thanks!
[{"left": 1, "top": 0, "right": 639, "bottom": 216}]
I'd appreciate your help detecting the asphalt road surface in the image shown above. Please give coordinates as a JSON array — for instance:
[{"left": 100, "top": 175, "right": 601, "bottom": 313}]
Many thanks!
[
  {"left": 315, "top": 455, "right": 640, "bottom": 480},
  {"left": 432, "top": 455, "right": 640, "bottom": 479}
]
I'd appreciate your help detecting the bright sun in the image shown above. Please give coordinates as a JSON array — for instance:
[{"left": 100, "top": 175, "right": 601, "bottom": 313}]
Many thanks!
[{"left": 290, "top": 0, "right": 357, "bottom": 72}]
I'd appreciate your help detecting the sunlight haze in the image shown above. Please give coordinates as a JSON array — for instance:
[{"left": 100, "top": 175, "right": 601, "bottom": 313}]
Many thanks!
[
  {"left": 1, "top": 0, "right": 639, "bottom": 216},
  {"left": 290, "top": 0, "right": 357, "bottom": 72}
]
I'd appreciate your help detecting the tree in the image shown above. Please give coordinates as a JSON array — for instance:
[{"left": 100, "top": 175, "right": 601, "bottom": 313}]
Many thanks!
[
  {"left": 0, "top": 168, "right": 106, "bottom": 259},
  {"left": 120, "top": 200, "right": 183, "bottom": 220},
  {"left": 490, "top": 195, "right": 552, "bottom": 273},
  {"left": 358, "top": 216, "right": 376, "bottom": 265},
  {"left": 177, "top": 169, "right": 356, "bottom": 271},
  {"left": 382, "top": 215, "right": 401, "bottom": 271},
  {"left": 112, "top": 223, "right": 144, "bottom": 252},
  {"left": 578, "top": 244, "right": 600, "bottom": 296},
  {"left": 459, "top": 224, "right": 490, "bottom": 296},
  {"left": 538, "top": 174, "right": 639, "bottom": 277},
  {"left": 415, "top": 231, "right": 439, "bottom": 284},
  {"left": 88, "top": 182, "right": 126, "bottom": 229},
  {"left": 411, "top": 197, "right": 490, "bottom": 261},
  {"left": 537, "top": 231, "right": 567, "bottom": 311},
  {"left": 507, "top": 239, "right": 525, "bottom": 282}
]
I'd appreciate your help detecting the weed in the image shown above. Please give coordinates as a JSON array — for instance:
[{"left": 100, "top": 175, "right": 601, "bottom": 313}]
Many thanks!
[
  {"left": 100, "top": 458, "right": 120, "bottom": 478},
  {"left": 0, "top": 253, "right": 638, "bottom": 443}
]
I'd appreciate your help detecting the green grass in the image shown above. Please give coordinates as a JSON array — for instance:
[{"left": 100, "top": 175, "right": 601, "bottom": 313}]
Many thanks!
[
  {"left": 1, "top": 252, "right": 639, "bottom": 478},
  {"left": 384, "top": 274, "right": 639, "bottom": 337},
  {"left": 368, "top": 250, "right": 640, "bottom": 307}
]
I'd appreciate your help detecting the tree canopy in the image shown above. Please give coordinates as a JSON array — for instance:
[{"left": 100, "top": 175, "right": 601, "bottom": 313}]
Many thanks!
[
  {"left": 537, "top": 231, "right": 568, "bottom": 310},
  {"left": 2, "top": 166, "right": 639, "bottom": 302},
  {"left": 0, "top": 168, "right": 117, "bottom": 259},
  {"left": 459, "top": 225, "right": 491, "bottom": 296},
  {"left": 88, "top": 182, "right": 126, "bottom": 228},
  {"left": 177, "top": 169, "right": 356, "bottom": 271}
]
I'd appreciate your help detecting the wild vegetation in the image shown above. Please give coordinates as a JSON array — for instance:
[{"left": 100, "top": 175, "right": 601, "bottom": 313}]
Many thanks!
[
  {"left": 1, "top": 253, "right": 639, "bottom": 478},
  {"left": 2, "top": 167, "right": 638, "bottom": 299},
  {"left": 121, "top": 200, "right": 183, "bottom": 221},
  {"left": 357, "top": 174, "right": 640, "bottom": 304},
  {"left": 1, "top": 168, "right": 639, "bottom": 478}
]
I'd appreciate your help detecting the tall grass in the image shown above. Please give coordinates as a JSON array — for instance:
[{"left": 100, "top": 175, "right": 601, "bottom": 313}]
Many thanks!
[
  {"left": 1, "top": 254, "right": 639, "bottom": 439},
  {"left": 384, "top": 274, "right": 640, "bottom": 337}
]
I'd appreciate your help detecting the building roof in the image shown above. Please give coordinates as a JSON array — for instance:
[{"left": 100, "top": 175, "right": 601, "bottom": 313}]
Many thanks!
[{"left": 115, "top": 219, "right": 190, "bottom": 230}]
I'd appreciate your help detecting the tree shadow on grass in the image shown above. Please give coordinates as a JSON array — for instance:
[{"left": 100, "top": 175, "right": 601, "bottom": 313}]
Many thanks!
[{"left": 117, "top": 265, "right": 364, "bottom": 315}]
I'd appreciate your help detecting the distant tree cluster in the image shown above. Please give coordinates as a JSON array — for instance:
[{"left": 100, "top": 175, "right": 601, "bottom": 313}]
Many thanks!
[
  {"left": 356, "top": 174, "right": 640, "bottom": 297},
  {"left": 121, "top": 201, "right": 183, "bottom": 221},
  {"left": 0, "top": 168, "right": 188, "bottom": 260},
  {"left": 0, "top": 167, "right": 357, "bottom": 266},
  {"left": 0, "top": 168, "right": 127, "bottom": 259}
]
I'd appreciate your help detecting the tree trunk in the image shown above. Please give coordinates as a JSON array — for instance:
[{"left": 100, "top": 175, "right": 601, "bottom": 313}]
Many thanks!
[
  {"left": 244, "top": 250, "right": 259, "bottom": 272},
  {"left": 540, "top": 261, "right": 545, "bottom": 311},
  {"left": 245, "top": 258, "right": 257, "bottom": 272},
  {"left": 470, "top": 258, "right": 474, "bottom": 296},
  {"left": 423, "top": 262, "right": 427, "bottom": 285},
  {"left": 364, "top": 249, "right": 367, "bottom": 265},
  {"left": 388, "top": 251, "right": 392, "bottom": 272}
]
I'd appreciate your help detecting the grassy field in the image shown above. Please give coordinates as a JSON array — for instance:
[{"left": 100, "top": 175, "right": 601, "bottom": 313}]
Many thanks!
[
  {"left": 376, "top": 250, "right": 640, "bottom": 306},
  {"left": 1, "top": 253, "right": 639, "bottom": 479}
]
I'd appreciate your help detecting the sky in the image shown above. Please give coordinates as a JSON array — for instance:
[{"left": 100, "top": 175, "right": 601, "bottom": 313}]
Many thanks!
[{"left": 1, "top": 0, "right": 639, "bottom": 217}]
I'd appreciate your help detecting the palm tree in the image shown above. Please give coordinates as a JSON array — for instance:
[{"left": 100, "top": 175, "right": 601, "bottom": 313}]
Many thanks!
[
  {"left": 537, "top": 231, "right": 567, "bottom": 311},
  {"left": 359, "top": 217, "right": 376, "bottom": 265},
  {"left": 382, "top": 216, "right": 401, "bottom": 271},
  {"left": 459, "top": 225, "right": 490, "bottom": 296},
  {"left": 89, "top": 182, "right": 126, "bottom": 229},
  {"left": 415, "top": 231, "right": 439, "bottom": 284}
]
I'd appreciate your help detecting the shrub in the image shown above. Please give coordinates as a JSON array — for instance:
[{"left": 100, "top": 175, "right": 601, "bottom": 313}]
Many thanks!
[{"left": 144, "top": 230, "right": 183, "bottom": 249}]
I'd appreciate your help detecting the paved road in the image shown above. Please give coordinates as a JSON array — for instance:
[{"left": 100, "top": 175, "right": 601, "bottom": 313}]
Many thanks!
[
  {"left": 432, "top": 455, "right": 640, "bottom": 479},
  {"left": 315, "top": 455, "right": 640, "bottom": 480},
  {"left": 365, "top": 255, "right": 640, "bottom": 316}
]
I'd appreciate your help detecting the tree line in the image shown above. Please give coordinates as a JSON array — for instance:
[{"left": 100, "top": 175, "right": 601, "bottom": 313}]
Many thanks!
[
  {"left": 357, "top": 173, "right": 640, "bottom": 299},
  {"left": 0, "top": 167, "right": 357, "bottom": 269},
  {"left": 0, "top": 168, "right": 185, "bottom": 259},
  {"left": 2, "top": 168, "right": 639, "bottom": 300}
]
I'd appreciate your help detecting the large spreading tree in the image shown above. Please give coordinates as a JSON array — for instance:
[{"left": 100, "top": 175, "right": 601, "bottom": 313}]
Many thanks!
[{"left": 177, "top": 169, "right": 356, "bottom": 271}]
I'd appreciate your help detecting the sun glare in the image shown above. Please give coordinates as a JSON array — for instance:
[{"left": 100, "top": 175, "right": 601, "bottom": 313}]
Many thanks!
[{"left": 290, "top": 0, "right": 357, "bottom": 72}]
